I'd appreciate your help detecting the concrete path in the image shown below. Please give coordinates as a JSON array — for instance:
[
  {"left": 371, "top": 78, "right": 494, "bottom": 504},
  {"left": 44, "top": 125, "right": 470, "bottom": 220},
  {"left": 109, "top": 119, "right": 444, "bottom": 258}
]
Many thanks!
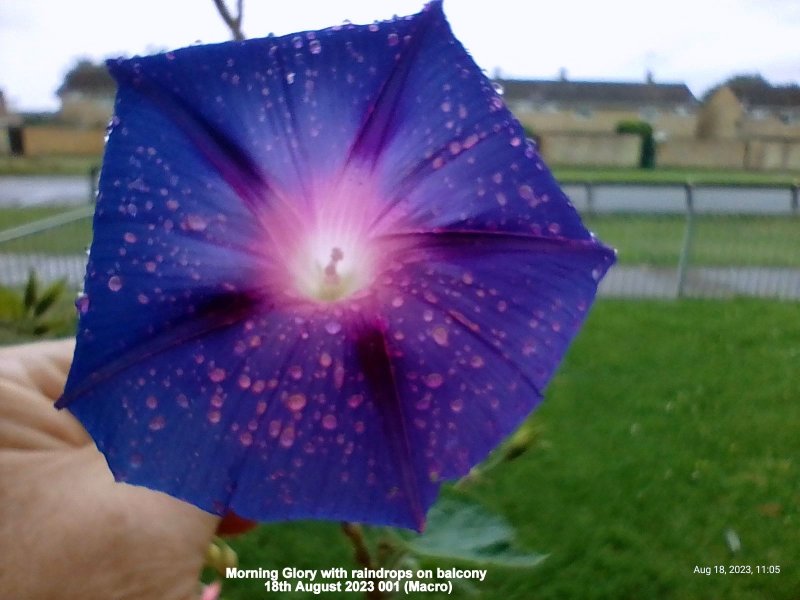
[
  {"left": 0, "top": 176, "right": 92, "bottom": 207},
  {"left": 599, "top": 265, "right": 800, "bottom": 300}
]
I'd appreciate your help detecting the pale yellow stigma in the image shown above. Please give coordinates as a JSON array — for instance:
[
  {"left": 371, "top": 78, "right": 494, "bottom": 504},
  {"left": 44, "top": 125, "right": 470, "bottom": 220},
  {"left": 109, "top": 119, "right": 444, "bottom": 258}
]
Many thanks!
[
  {"left": 292, "top": 238, "right": 371, "bottom": 303},
  {"left": 317, "top": 246, "right": 352, "bottom": 301}
]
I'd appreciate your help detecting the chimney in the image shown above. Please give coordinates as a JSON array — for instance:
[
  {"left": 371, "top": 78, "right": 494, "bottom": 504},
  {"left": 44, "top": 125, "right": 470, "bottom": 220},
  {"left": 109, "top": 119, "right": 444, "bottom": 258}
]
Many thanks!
[
  {"left": 559, "top": 67, "right": 568, "bottom": 82},
  {"left": 646, "top": 69, "right": 654, "bottom": 84}
]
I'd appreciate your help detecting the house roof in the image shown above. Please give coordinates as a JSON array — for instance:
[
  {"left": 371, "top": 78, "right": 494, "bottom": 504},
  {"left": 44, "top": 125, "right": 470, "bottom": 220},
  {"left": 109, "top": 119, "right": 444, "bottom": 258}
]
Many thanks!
[
  {"left": 497, "top": 79, "right": 698, "bottom": 108},
  {"left": 727, "top": 83, "right": 800, "bottom": 110}
]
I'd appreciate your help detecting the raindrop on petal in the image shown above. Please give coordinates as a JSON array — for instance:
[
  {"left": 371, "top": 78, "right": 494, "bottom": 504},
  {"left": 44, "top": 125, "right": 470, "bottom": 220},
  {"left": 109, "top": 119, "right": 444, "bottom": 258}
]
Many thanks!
[
  {"left": 287, "top": 393, "right": 307, "bottom": 411},
  {"left": 431, "top": 326, "right": 449, "bottom": 346},
  {"left": 75, "top": 293, "right": 90, "bottom": 314},
  {"left": 209, "top": 367, "right": 226, "bottom": 383},
  {"left": 183, "top": 214, "right": 208, "bottom": 232},
  {"left": 424, "top": 373, "right": 444, "bottom": 389},
  {"left": 107, "top": 276, "right": 122, "bottom": 292},
  {"left": 279, "top": 426, "right": 295, "bottom": 448}
]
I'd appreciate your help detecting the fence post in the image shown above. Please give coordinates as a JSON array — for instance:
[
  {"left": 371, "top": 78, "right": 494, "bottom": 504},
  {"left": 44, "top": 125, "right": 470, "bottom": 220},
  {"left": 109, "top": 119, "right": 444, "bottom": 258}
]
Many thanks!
[
  {"left": 89, "top": 165, "right": 100, "bottom": 204},
  {"left": 585, "top": 182, "right": 595, "bottom": 217},
  {"left": 676, "top": 182, "right": 695, "bottom": 298}
]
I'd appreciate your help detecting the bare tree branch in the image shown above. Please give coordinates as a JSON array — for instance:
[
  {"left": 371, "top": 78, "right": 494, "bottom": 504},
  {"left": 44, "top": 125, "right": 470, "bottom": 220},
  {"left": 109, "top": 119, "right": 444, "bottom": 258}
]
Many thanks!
[{"left": 212, "top": 0, "right": 245, "bottom": 40}]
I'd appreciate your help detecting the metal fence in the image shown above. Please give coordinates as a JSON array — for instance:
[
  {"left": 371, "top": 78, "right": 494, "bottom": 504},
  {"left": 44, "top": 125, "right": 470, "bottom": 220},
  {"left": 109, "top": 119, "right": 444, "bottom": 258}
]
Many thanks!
[
  {"left": 0, "top": 179, "right": 798, "bottom": 301},
  {"left": 565, "top": 182, "right": 800, "bottom": 300},
  {"left": 0, "top": 206, "right": 92, "bottom": 287}
]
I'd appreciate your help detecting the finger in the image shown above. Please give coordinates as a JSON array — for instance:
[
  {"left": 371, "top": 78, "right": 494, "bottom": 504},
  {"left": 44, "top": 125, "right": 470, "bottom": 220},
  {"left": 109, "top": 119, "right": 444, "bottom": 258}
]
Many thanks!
[
  {"left": 1, "top": 444, "right": 221, "bottom": 600},
  {"left": 0, "top": 377, "right": 90, "bottom": 450},
  {"left": 0, "top": 339, "right": 75, "bottom": 402}
]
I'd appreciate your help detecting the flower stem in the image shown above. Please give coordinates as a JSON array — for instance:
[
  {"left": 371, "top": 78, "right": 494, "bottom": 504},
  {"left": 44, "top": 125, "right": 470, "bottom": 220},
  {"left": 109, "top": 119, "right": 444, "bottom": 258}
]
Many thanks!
[{"left": 341, "top": 522, "right": 388, "bottom": 600}]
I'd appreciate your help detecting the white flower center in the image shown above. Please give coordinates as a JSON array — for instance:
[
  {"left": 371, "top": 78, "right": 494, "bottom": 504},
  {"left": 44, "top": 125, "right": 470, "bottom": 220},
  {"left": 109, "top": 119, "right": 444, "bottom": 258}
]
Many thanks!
[{"left": 292, "top": 233, "right": 374, "bottom": 302}]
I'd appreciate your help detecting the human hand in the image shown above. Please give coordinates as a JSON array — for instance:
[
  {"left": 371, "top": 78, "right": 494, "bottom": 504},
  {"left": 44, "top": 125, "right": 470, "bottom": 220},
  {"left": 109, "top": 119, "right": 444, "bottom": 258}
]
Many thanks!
[{"left": 0, "top": 340, "right": 221, "bottom": 600}]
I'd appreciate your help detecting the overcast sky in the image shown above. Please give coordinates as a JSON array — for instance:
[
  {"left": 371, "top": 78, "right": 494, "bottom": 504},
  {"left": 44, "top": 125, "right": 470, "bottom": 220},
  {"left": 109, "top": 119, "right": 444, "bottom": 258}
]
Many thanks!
[{"left": 1, "top": 0, "right": 799, "bottom": 112}]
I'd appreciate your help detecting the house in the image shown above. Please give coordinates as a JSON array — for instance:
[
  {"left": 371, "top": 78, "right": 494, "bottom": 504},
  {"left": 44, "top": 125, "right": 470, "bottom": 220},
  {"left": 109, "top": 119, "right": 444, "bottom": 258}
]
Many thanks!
[
  {"left": 57, "top": 60, "right": 116, "bottom": 127},
  {"left": 498, "top": 75, "right": 699, "bottom": 138},
  {"left": 697, "top": 81, "right": 800, "bottom": 141}
]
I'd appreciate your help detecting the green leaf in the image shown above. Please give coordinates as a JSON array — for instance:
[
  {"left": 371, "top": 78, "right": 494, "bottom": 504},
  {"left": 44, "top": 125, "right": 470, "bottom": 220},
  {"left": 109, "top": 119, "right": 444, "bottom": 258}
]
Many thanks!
[
  {"left": 33, "top": 280, "right": 66, "bottom": 317},
  {"left": 23, "top": 271, "right": 38, "bottom": 312},
  {"left": 404, "top": 495, "right": 546, "bottom": 568}
]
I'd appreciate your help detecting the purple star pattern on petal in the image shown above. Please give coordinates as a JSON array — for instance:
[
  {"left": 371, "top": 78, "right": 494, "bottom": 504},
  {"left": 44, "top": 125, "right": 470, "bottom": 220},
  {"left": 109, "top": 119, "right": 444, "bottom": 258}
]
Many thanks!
[{"left": 58, "top": 1, "right": 615, "bottom": 530}]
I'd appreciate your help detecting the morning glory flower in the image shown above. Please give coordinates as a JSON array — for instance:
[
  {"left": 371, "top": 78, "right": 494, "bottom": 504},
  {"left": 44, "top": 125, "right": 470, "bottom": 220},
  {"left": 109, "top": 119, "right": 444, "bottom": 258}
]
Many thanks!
[{"left": 58, "top": 1, "right": 614, "bottom": 531}]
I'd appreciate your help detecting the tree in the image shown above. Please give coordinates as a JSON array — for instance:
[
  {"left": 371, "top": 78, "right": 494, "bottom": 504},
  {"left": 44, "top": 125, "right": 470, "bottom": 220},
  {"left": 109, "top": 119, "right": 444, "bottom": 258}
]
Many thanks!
[
  {"left": 701, "top": 73, "right": 772, "bottom": 102},
  {"left": 57, "top": 60, "right": 115, "bottom": 98},
  {"left": 212, "top": 0, "right": 245, "bottom": 40}
]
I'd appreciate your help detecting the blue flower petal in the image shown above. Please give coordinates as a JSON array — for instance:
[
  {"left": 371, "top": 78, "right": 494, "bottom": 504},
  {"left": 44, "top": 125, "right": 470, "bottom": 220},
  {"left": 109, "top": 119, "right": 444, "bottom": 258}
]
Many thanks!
[
  {"left": 60, "top": 1, "right": 615, "bottom": 531},
  {"left": 66, "top": 308, "right": 433, "bottom": 529},
  {"left": 375, "top": 232, "right": 614, "bottom": 482}
]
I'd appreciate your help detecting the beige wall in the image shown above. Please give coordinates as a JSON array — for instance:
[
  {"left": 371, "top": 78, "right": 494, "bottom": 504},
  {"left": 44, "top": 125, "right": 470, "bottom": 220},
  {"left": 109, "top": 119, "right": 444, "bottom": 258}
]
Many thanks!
[
  {"left": 22, "top": 126, "right": 105, "bottom": 157},
  {"left": 518, "top": 108, "right": 637, "bottom": 134},
  {"left": 745, "top": 139, "right": 800, "bottom": 171},
  {"left": 741, "top": 118, "right": 800, "bottom": 141},
  {"left": 745, "top": 140, "right": 785, "bottom": 170},
  {"left": 515, "top": 107, "right": 696, "bottom": 138},
  {"left": 539, "top": 133, "right": 641, "bottom": 167},
  {"left": 658, "top": 137, "right": 800, "bottom": 170},
  {"left": 785, "top": 143, "right": 800, "bottom": 171},
  {"left": 658, "top": 138, "right": 746, "bottom": 169},
  {"left": 652, "top": 113, "right": 698, "bottom": 137}
]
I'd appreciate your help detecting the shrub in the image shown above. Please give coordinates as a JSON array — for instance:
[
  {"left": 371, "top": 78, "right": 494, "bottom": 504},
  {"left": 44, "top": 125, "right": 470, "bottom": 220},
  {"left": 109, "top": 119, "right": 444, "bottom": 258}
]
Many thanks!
[{"left": 616, "top": 120, "right": 656, "bottom": 169}]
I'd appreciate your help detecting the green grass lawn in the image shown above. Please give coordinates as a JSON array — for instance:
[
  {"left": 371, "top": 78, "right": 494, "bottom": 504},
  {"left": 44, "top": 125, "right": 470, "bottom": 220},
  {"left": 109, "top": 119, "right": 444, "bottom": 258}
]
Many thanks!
[
  {"left": 585, "top": 214, "right": 800, "bottom": 268},
  {"left": 0, "top": 205, "right": 80, "bottom": 228},
  {"left": 0, "top": 155, "right": 101, "bottom": 175},
  {"left": 0, "top": 206, "right": 92, "bottom": 255},
  {"left": 216, "top": 299, "right": 799, "bottom": 600},
  {"left": 553, "top": 167, "right": 800, "bottom": 187}
]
